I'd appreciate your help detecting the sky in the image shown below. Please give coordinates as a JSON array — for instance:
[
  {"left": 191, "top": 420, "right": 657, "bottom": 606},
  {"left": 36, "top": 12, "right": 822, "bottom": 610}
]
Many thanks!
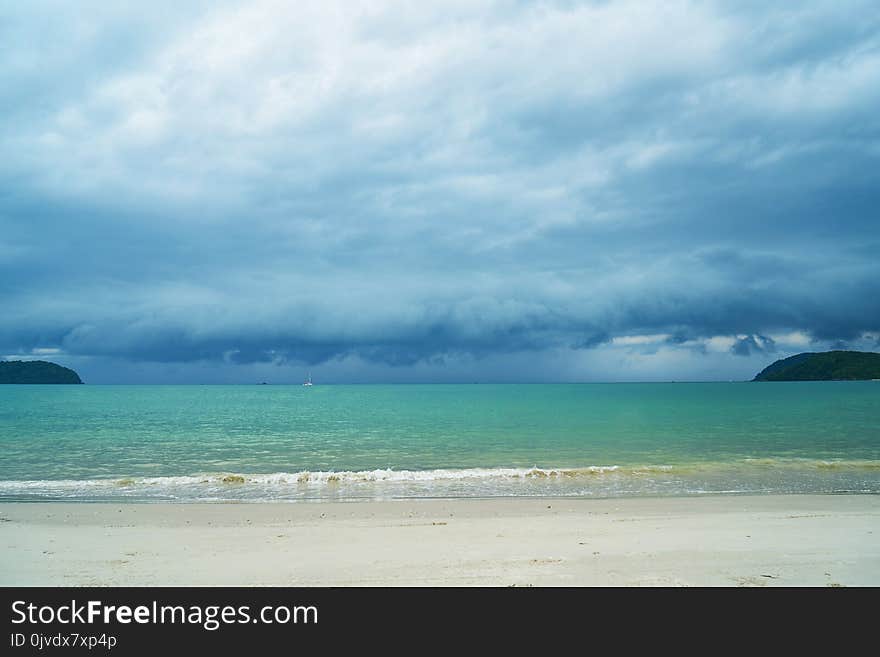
[{"left": 1, "top": 0, "right": 879, "bottom": 383}]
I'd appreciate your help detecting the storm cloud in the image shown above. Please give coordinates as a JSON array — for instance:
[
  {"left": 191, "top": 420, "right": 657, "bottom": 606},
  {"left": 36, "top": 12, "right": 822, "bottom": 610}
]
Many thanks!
[{"left": 1, "top": 1, "right": 879, "bottom": 382}]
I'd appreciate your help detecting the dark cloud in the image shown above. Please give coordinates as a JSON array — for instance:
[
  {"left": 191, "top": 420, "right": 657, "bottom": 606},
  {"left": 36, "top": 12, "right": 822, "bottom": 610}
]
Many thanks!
[
  {"left": 665, "top": 333, "right": 691, "bottom": 345},
  {"left": 731, "top": 335, "right": 777, "bottom": 357},
  {"left": 1, "top": 2, "right": 879, "bottom": 381},
  {"left": 572, "top": 333, "right": 612, "bottom": 350}
]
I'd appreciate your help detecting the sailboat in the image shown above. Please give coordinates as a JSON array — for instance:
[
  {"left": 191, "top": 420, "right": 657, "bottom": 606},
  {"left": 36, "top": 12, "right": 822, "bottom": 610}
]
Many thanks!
[{"left": 303, "top": 371, "right": 313, "bottom": 387}]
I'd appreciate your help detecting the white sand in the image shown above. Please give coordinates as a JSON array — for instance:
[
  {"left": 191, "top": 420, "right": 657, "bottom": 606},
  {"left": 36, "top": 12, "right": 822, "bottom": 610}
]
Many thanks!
[{"left": 1, "top": 495, "right": 878, "bottom": 586}]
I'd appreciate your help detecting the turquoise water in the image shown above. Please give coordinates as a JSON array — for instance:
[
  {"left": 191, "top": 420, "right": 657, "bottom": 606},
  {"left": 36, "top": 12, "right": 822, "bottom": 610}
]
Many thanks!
[{"left": 0, "top": 382, "right": 878, "bottom": 501}]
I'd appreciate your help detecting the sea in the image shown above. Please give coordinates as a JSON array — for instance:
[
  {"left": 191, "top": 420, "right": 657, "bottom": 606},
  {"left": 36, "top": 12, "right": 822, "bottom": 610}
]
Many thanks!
[{"left": 0, "top": 382, "right": 878, "bottom": 502}]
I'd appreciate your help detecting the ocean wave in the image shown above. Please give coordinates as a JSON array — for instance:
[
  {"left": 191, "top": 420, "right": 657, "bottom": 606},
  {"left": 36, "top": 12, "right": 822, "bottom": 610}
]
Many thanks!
[
  {"left": 1, "top": 459, "right": 879, "bottom": 495},
  {"left": 0, "top": 466, "right": 623, "bottom": 492},
  {"left": 739, "top": 458, "right": 880, "bottom": 470}
]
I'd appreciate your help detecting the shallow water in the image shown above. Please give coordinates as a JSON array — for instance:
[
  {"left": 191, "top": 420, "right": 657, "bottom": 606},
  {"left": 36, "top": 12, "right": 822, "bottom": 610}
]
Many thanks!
[{"left": 0, "top": 382, "right": 877, "bottom": 501}]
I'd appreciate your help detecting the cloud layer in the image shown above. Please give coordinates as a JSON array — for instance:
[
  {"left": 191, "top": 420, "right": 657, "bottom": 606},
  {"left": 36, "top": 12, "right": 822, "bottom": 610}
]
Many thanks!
[{"left": 2, "top": 1, "right": 879, "bottom": 381}]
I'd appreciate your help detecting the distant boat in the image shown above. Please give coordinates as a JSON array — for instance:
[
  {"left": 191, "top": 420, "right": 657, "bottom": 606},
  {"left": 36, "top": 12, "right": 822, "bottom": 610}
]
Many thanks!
[{"left": 303, "top": 372, "right": 313, "bottom": 387}]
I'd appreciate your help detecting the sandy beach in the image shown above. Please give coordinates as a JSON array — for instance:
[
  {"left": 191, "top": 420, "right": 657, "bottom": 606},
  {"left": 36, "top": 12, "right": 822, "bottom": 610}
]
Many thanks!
[{"left": 1, "top": 494, "right": 877, "bottom": 586}]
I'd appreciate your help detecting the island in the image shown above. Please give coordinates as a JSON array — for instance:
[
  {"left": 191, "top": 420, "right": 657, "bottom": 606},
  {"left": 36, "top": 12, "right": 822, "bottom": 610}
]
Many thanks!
[
  {"left": 0, "top": 360, "right": 83, "bottom": 384},
  {"left": 753, "top": 350, "right": 880, "bottom": 381}
]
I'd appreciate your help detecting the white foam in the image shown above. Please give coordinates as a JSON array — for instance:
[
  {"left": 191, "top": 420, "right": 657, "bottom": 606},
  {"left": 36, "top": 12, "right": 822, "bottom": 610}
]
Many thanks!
[
  {"left": 1, "top": 459, "right": 876, "bottom": 500},
  {"left": 0, "top": 465, "right": 624, "bottom": 492}
]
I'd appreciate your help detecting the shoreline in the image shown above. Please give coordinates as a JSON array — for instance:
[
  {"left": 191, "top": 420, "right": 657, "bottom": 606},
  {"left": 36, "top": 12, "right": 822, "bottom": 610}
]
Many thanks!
[
  {"left": 2, "top": 494, "right": 878, "bottom": 586},
  {"left": 3, "top": 457, "right": 878, "bottom": 503},
  {"left": 1, "top": 488, "right": 879, "bottom": 504}
]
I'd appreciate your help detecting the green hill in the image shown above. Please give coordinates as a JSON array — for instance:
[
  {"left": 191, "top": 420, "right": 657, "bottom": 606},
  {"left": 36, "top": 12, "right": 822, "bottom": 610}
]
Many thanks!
[
  {"left": 0, "top": 360, "right": 83, "bottom": 384},
  {"left": 753, "top": 350, "right": 880, "bottom": 381}
]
